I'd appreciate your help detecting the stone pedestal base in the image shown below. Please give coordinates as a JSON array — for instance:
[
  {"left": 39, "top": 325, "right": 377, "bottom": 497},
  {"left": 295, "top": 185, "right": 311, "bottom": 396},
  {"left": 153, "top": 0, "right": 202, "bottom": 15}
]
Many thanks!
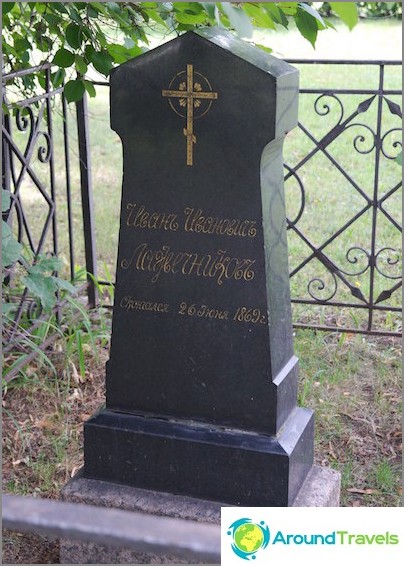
[
  {"left": 84, "top": 407, "right": 314, "bottom": 506},
  {"left": 60, "top": 466, "right": 340, "bottom": 564}
]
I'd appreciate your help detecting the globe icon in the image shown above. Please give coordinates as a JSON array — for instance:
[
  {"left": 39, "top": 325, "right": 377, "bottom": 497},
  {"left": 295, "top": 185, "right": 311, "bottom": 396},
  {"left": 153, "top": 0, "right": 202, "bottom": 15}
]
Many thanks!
[{"left": 234, "top": 523, "right": 264, "bottom": 554}]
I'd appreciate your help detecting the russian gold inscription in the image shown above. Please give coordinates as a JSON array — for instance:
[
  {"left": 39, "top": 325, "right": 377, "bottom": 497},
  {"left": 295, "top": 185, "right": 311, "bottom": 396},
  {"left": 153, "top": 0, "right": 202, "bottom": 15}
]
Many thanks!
[
  {"left": 162, "top": 64, "right": 218, "bottom": 166},
  {"left": 233, "top": 307, "right": 266, "bottom": 324},
  {"left": 126, "top": 203, "right": 179, "bottom": 232},
  {"left": 178, "top": 302, "right": 229, "bottom": 320},
  {"left": 125, "top": 203, "right": 257, "bottom": 239},
  {"left": 121, "top": 243, "right": 255, "bottom": 286},
  {"left": 120, "top": 296, "right": 169, "bottom": 313},
  {"left": 119, "top": 296, "right": 267, "bottom": 326},
  {"left": 184, "top": 208, "right": 257, "bottom": 238}
]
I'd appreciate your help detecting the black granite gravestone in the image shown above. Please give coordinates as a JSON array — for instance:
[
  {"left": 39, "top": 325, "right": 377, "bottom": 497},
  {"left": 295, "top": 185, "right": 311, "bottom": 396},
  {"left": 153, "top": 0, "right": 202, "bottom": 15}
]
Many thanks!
[{"left": 84, "top": 28, "right": 314, "bottom": 506}]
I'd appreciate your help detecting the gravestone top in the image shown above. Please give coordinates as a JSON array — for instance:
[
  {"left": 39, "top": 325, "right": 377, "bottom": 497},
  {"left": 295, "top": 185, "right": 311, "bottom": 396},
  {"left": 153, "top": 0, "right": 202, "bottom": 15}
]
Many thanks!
[
  {"left": 106, "top": 28, "right": 299, "bottom": 434},
  {"left": 84, "top": 28, "right": 314, "bottom": 506}
]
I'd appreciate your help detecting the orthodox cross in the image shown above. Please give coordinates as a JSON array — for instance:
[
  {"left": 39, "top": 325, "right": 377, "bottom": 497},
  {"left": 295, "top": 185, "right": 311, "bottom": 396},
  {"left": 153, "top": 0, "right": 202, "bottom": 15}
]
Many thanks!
[{"left": 162, "top": 64, "right": 218, "bottom": 166}]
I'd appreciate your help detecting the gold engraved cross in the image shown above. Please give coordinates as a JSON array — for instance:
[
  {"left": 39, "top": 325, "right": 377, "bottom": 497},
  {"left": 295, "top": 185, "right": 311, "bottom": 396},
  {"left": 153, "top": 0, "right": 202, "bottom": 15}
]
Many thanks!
[{"left": 162, "top": 64, "right": 218, "bottom": 166}]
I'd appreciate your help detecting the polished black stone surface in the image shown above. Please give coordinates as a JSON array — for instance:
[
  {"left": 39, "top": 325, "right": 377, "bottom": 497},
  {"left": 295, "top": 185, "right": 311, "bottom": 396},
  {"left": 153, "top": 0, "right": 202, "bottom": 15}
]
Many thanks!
[
  {"left": 106, "top": 29, "right": 300, "bottom": 435},
  {"left": 84, "top": 29, "right": 314, "bottom": 506},
  {"left": 85, "top": 407, "right": 314, "bottom": 506}
]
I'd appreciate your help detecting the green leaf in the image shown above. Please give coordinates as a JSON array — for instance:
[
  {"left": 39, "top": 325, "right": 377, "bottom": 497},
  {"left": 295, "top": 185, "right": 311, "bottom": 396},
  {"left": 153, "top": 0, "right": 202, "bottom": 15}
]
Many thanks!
[
  {"left": 66, "top": 22, "right": 83, "bottom": 49},
  {"left": 255, "top": 44, "right": 273, "bottom": 54},
  {"left": 90, "top": 50, "right": 114, "bottom": 76},
  {"left": 279, "top": 2, "right": 298, "bottom": 16},
  {"left": 68, "top": 5, "right": 82, "bottom": 24},
  {"left": 51, "top": 276, "right": 77, "bottom": 294},
  {"left": 127, "top": 45, "right": 144, "bottom": 59},
  {"left": 2, "top": 302, "right": 16, "bottom": 316},
  {"left": 329, "top": 2, "right": 358, "bottom": 30},
  {"left": 76, "top": 329, "right": 86, "bottom": 377},
  {"left": 35, "top": 72, "right": 44, "bottom": 91},
  {"left": 295, "top": 7, "right": 318, "bottom": 48},
  {"left": 75, "top": 54, "right": 88, "bottom": 75},
  {"left": 2, "top": 190, "right": 11, "bottom": 213},
  {"left": 144, "top": 8, "right": 167, "bottom": 27},
  {"left": 2, "top": 232, "right": 22, "bottom": 267},
  {"left": 87, "top": 5, "right": 99, "bottom": 18},
  {"left": 84, "top": 44, "right": 96, "bottom": 61},
  {"left": 20, "top": 52, "right": 30, "bottom": 64},
  {"left": 89, "top": 2, "right": 107, "bottom": 15},
  {"left": 35, "top": 35, "right": 52, "bottom": 52},
  {"left": 53, "top": 48, "right": 75, "bottom": 68},
  {"left": 220, "top": 3, "right": 254, "bottom": 38},
  {"left": 29, "top": 256, "right": 63, "bottom": 274},
  {"left": 107, "top": 43, "right": 129, "bottom": 63},
  {"left": 325, "top": 19, "right": 337, "bottom": 31},
  {"left": 243, "top": 4, "right": 276, "bottom": 29},
  {"left": 395, "top": 150, "right": 402, "bottom": 166},
  {"left": 201, "top": 2, "right": 216, "bottom": 19},
  {"left": 52, "top": 2, "right": 69, "bottom": 14},
  {"left": 43, "top": 13, "right": 62, "bottom": 26},
  {"left": 298, "top": 3, "right": 326, "bottom": 29},
  {"left": 83, "top": 80, "right": 96, "bottom": 98},
  {"left": 107, "top": 43, "right": 142, "bottom": 64},
  {"left": 14, "top": 37, "right": 31, "bottom": 52},
  {"left": 22, "top": 273, "right": 57, "bottom": 311},
  {"left": 106, "top": 2, "right": 121, "bottom": 14},
  {"left": 174, "top": 11, "right": 207, "bottom": 25},
  {"left": 264, "top": 3, "right": 288, "bottom": 27},
  {"left": 64, "top": 79, "right": 85, "bottom": 102},
  {"left": 51, "top": 68, "right": 65, "bottom": 88},
  {"left": 174, "top": 2, "right": 204, "bottom": 14},
  {"left": 95, "top": 30, "right": 108, "bottom": 49},
  {"left": 2, "top": 3, "right": 15, "bottom": 15},
  {"left": 2, "top": 220, "right": 12, "bottom": 244}
]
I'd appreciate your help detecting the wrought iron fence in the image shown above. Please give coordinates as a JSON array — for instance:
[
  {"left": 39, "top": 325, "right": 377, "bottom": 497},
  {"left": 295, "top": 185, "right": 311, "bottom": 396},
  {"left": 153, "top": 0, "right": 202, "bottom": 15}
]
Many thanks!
[
  {"left": 2, "top": 63, "right": 96, "bottom": 380},
  {"left": 284, "top": 59, "right": 402, "bottom": 337},
  {"left": 2, "top": 59, "right": 402, "bottom": 373}
]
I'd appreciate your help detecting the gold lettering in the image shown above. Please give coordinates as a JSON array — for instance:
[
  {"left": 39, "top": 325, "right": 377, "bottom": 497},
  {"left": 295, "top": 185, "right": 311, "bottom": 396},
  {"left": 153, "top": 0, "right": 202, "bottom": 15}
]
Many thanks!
[
  {"left": 121, "top": 244, "right": 256, "bottom": 286},
  {"left": 126, "top": 203, "right": 135, "bottom": 226},
  {"left": 183, "top": 207, "right": 194, "bottom": 232},
  {"left": 182, "top": 207, "right": 257, "bottom": 238},
  {"left": 188, "top": 254, "right": 206, "bottom": 276},
  {"left": 119, "top": 295, "right": 170, "bottom": 313},
  {"left": 124, "top": 203, "right": 178, "bottom": 232},
  {"left": 149, "top": 212, "right": 159, "bottom": 230}
]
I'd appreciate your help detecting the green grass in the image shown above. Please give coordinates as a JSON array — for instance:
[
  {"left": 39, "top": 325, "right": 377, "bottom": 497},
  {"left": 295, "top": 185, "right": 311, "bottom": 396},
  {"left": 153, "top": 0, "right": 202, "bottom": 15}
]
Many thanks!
[{"left": 295, "top": 328, "right": 401, "bottom": 506}]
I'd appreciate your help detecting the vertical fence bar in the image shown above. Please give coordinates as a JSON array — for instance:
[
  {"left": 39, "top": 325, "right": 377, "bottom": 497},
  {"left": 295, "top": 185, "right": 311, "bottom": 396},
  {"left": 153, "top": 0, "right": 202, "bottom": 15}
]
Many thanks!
[
  {"left": 76, "top": 92, "right": 98, "bottom": 308},
  {"left": 2, "top": 109, "right": 11, "bottom": 197},
  {"left": 45, "top": 67, "right": 60, "bottom": 322},
  {"left": 2, "top": 104, "right": 12, "bottom": 288},
  {"left": 45, "top": 67, "right": 58, "bottom": 260},
  {"left": 367, "top": 64, "right": 384, "bottom": 332},
  {"left": 62, "top": 93, "right": 75, "bottom": 281}
]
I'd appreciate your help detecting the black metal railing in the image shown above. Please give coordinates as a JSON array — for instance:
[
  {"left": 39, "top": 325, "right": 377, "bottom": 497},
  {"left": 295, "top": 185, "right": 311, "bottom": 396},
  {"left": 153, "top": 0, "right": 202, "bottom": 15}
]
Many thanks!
[
  {"left": 284, "top": 59, "right": 402, "bottom": 336},
  {"left": 3, "top": 494, "right": 220, "bottom": 563},
  {"left": 2, "top": 64, "right": 96, "bottom": 379}
]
